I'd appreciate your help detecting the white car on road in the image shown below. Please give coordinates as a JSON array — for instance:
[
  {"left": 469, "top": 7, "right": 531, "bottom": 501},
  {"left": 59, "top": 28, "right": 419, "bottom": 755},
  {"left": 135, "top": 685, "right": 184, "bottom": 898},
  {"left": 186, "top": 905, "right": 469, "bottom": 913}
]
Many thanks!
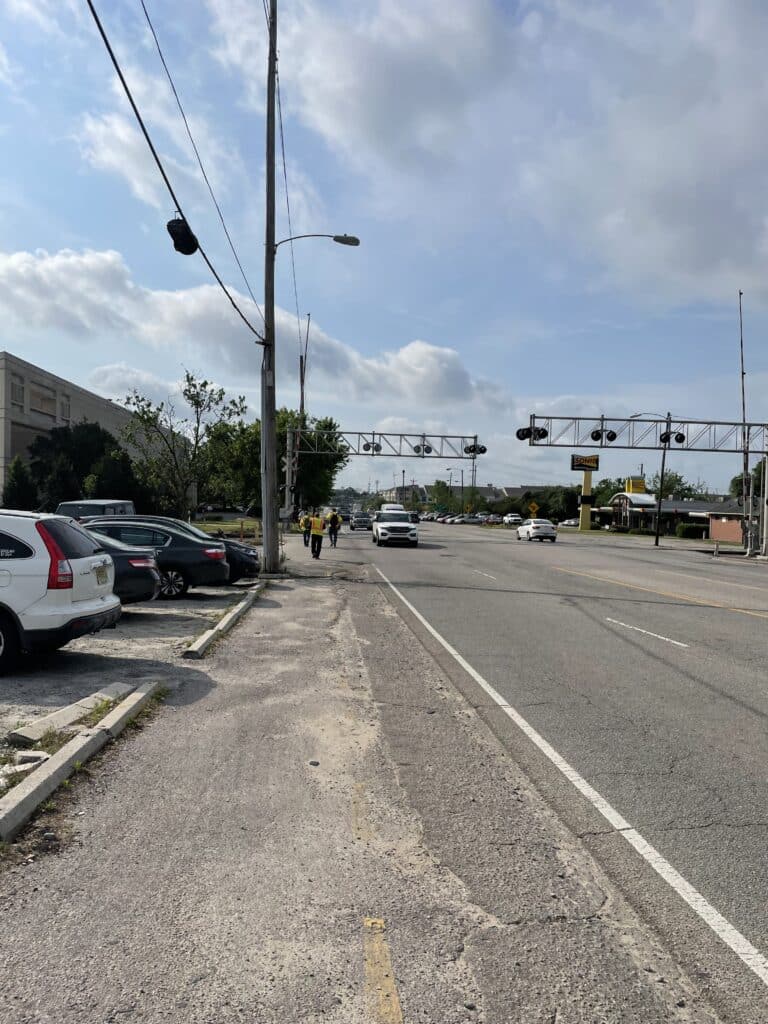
[
  {"left": 517, "top": 518, "right": 557, "bottom": 542},
  {"left": 503, "top": 513, "right": 523, "bottom": 526},
  {"left": 0, "top": 511, "right": 121, "bottom": 672},
  {"left": 372, "top": 511, "right": 419, "bottom": 547}
]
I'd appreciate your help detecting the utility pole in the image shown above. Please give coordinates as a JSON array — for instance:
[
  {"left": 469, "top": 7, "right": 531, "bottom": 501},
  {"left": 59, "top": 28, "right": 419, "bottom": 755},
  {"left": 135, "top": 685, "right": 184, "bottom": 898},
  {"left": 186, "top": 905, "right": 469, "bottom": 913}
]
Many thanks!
[
  {"left": 653, "top": 412, "right": 671, "bottom": 548},
  {"left": 260, "top": 0, "right": 279, "bottom": 573},
  {"left": 739, "top": 290, "right": 750, "bottom": 552}
]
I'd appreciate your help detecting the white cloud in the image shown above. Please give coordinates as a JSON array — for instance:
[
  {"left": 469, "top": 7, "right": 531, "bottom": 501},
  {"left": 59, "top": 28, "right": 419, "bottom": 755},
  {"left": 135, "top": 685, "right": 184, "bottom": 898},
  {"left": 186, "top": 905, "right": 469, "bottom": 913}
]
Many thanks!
[
  {"left": 87, "top": 363, "right": 173, "bottom": 406},
  {"left": 0, "top": 42, "right": 14, "bottom": 88},
  {"left": 0, "top": 245, "right": 497, "bottom": 411}
]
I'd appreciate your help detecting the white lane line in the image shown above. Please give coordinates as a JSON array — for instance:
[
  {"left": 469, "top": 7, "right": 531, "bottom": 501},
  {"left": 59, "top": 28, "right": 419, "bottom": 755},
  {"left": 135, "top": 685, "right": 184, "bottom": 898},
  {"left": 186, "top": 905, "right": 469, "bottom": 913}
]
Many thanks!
[
  {"left": 605, "top": 617, "right": 689, "bottom": 648},
  {"left": 374, "top": 564, "right": 768, "bottom": 988},
  {"left": 472, "top": 569, "right": 498, "bottom": 581}
]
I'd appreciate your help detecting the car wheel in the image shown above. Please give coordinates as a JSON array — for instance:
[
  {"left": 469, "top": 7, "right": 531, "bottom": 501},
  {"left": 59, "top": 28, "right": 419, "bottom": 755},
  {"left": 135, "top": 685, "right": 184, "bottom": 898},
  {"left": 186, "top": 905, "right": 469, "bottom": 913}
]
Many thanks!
[
  {"left": 376, "top": 537, "right": 383, "bottom": 546},
  {"left": 0, "top": 613, "right": 20, "bottom": 674},
  {"left": 411, "top": 541, "right": 418, "bottom": 547},
  {"left": 372, "top": 533, "right": 377, "bottom": 544},
  {"left": 350, "top": 525, "right": 355, "bottom": 531},
  {"left": 550, "top": 537, "right": 557, "bottom": 542},
  {"left": 159, "top": 569, "right": 188, "bottom": 599}
]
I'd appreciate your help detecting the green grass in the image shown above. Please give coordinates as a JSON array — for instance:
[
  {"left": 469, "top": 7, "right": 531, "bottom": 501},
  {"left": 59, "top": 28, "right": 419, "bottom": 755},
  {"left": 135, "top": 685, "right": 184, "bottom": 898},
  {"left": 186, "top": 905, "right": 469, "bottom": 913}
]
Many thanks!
[
  {"left": 36, "top": 728, "right": 76, "bottom": 755},
  {"left": 76, "top": 698, "right": 116, "bottom": 729},
  {"left": 195, "top": 518, "right": 261, "bottom": 539}
]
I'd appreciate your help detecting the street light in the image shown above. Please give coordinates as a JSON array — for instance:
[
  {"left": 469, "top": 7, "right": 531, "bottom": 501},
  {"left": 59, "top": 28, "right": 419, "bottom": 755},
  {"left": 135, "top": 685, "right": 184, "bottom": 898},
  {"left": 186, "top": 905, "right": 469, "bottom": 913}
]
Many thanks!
[{"left": 261, "top": 230, "right": 360, "bottom": 573}]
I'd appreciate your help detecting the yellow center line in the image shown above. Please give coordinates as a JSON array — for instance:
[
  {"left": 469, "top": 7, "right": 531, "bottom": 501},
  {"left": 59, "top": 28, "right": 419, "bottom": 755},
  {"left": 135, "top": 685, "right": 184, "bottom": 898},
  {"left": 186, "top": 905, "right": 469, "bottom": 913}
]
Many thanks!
[
  {"left": 554, "top": 566, "right": 768, "bottom": 621},
  {"left": 362, "top": 917, "right": 404, "bottom": 1023}
]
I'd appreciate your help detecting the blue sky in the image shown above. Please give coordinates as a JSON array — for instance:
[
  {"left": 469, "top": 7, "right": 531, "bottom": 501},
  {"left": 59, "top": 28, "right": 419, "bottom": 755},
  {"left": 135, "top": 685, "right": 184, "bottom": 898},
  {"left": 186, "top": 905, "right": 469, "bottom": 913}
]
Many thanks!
[{"left": 2, "top": 0, "right": 768, "bottom": 492}]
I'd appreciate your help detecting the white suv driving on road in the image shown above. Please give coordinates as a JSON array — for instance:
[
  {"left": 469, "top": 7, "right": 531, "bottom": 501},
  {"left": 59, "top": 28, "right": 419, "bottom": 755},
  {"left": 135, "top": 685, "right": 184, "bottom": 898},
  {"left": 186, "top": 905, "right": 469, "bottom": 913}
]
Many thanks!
[
  {"left": 0, "top": 511, "right": 121, "bottom": 672},
  {"left": 372, "top": 511, "right": 419, "bottom": 547}
]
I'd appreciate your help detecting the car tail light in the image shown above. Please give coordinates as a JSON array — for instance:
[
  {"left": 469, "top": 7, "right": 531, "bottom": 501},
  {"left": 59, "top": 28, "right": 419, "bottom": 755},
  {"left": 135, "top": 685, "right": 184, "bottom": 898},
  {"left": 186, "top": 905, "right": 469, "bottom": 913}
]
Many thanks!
[
  {"left": 204, "top": 548, "right": 226, "bottom": 560},
  {"left": 128, "top": 557, "right": 156, "bottom": 568},
  {"left": 35, "top": 522, "right": 73, "bottom": 590}
]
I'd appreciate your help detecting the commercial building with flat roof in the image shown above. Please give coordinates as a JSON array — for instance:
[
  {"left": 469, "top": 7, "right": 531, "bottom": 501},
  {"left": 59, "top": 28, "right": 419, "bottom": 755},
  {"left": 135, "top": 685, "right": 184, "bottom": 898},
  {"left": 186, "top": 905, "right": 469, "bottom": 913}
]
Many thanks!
[{"left": 0, "top": 351, "right": 134, "bottom": 494}]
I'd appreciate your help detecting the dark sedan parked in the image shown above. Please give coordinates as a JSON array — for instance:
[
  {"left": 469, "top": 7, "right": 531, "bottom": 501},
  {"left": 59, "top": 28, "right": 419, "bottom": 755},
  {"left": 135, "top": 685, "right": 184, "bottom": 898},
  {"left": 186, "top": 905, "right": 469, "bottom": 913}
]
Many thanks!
[
  {"left": 87, "top": 530, "right": 160, "bottom": 604},
  {"left": 82, "top": 515, "right": 259, "bottom": 583},
  {"left": 83, "top": 519, "right": 228, "bottom": 598}
]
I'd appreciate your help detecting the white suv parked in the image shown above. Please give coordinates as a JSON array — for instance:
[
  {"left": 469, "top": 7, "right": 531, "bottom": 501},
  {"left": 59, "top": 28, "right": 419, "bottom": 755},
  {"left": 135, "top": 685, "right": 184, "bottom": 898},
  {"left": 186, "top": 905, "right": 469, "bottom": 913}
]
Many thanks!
[
  {"left": 0, "top": 511, "right": 121, "bottom": 672},
  {"left": 372, "top": 511, "right": 419, "bottom": 547}
]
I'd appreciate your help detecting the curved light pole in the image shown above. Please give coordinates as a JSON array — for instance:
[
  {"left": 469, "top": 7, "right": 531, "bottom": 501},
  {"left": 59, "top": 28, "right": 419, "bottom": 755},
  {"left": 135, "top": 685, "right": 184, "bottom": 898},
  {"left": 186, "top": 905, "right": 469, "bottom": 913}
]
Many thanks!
[{"left": 261, "top": 230, "right": 360, "bottom": 573}]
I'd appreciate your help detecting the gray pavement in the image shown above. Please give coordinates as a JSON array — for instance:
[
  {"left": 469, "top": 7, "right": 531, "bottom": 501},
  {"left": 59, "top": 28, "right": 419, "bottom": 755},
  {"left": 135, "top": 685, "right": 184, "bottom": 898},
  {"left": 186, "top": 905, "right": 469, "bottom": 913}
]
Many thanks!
[{"left": 0, "top": 531, "right": 728, "bottom": 1023}]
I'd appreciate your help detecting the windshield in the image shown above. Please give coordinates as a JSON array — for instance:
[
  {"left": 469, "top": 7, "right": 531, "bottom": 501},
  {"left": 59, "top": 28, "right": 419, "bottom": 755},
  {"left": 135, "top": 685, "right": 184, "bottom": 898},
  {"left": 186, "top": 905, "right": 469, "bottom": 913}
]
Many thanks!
[{"left": 378, "top": 513, "right": 410, "bottom": 523}]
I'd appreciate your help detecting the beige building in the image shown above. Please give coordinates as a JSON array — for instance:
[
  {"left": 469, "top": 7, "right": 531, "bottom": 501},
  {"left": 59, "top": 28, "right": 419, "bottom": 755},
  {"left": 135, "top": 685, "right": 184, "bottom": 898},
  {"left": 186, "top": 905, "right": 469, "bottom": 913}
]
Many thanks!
[{"left": 0, "top": 351, "right": 134, "bottom": 493}]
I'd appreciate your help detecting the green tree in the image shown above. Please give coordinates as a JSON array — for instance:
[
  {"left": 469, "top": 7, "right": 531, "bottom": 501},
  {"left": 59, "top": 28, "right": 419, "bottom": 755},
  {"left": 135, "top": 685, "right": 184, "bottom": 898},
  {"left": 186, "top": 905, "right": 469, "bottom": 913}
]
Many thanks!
[
  {"left": 591, "top": 477, "right": 630, "bottom": 508},
  {"left": 2, "top": 456, "right": 38, "bottom": 510},
  {"left": 123, "top": 371, "right": 247, "bottom": 516},
  {"left": 429, "top": 479, "right": 460, "bottom": 513},
  {"left": 280, "top": 411, "right": 349, "bottom": 510},
  {"left": 729, "top": 462, "right": 763, "bottom": 500},
  {"left": 29, "top": 421, "right": 123, "bottom": 504},
  {"left": 39, "top": 453, "right": 80, "bottom": 510},
  {"left": 647, "top": 469, "right": 705, "bottom": 500}
]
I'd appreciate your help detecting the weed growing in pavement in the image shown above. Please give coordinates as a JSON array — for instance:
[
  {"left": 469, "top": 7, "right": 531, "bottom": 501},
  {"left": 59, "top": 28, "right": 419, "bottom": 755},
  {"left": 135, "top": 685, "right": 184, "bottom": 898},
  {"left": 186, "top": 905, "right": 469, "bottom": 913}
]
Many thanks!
[
  {"left": 0, "top": 769, "right": 28, "bottom": 793},
  {"left": 76, "top": 698, "right": 116, "bottom": 728},
  {"left": 125, "top": 688, "right": 168, "bottom": 732},
  {"left": 0, "top": 749, "right": 16, "bottom": 767},
  {"left": 71, "top": 761, "right": 85, "bottom": 775},
  {"left": 41, "top": 799, "right": 56, "bottom": 813},
  {"left": 36, "top": 729, "right": 75, "bottom": 755}
]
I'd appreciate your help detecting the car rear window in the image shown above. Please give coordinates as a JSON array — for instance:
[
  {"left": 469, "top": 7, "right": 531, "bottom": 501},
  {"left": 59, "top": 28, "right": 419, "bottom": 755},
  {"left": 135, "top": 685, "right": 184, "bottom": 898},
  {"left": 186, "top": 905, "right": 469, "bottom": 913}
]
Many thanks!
[
  {"left": 44, "top": 519, "right": 103, "bottom": 558},
  {"left": 0, "top": 531, "right": 34, "bottom": 559}
]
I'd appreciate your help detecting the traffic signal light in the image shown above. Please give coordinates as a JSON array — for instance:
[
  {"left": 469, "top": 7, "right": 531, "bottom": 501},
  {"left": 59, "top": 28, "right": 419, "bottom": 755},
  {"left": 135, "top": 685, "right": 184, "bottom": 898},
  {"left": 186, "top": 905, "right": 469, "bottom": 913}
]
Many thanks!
[
  {"left": 166, "top": 216, "right": 199, "bottom": 255},
  {"left": 463, "top": 444, "right": 488, "bottom": 454},
  {"left": 515, "top": 427, "right": 547, "bottom": 441},
  {"left": 591, "top": 428, "right": 617, "bottom": 442}
]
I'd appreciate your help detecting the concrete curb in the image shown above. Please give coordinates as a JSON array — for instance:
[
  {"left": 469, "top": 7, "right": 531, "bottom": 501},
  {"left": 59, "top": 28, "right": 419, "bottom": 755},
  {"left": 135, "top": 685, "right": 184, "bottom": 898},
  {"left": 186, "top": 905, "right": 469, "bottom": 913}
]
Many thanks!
[
  {"left": 0, "top": 681, "right": 161, "bottom": 842},
  {"left": 182, "top": 582, "right": 267, "bottom": 660},
  {"left": 8, "top": 682, "right": 135, "bottom": 746}
]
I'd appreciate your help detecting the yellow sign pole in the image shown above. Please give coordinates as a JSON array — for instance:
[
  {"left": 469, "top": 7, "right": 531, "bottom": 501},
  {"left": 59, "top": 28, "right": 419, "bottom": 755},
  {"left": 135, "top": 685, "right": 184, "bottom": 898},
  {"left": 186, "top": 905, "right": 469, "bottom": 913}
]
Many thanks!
[{"left": 579, "top": 469, "right": 593, "bottom": 531}]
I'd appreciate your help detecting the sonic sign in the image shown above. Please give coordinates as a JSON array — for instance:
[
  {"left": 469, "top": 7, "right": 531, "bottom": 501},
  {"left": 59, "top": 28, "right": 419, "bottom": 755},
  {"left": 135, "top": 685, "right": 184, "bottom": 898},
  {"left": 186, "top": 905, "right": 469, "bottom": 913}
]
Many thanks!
[{"left": 571, "top": 454, "right": 600, "bottom": 472}]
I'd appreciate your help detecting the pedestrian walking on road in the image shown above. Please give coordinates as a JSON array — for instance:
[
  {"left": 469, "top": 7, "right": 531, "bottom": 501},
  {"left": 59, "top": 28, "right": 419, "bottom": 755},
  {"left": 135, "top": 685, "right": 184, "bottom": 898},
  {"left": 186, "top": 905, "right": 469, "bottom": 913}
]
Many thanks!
[
  {"left": 310, "top": 510, "right": 325, "bottom": 559},
  {"left": 328, "top": 508, "right": 341, "bottom": 548},
  {"left": 300, "top": 510, "right": 311, "bottom": 547}
]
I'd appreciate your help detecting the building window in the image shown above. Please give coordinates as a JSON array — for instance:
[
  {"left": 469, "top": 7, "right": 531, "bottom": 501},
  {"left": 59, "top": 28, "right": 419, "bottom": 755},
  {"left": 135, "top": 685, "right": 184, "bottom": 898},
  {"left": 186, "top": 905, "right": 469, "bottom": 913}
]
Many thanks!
[
  {"left": 10, "top": 374, "right": 24, "bottom": 409},
  {"left": 60, "top": 394, "right": 71, "bottom": 422},
  {"left": 29, "top": 383, "right": 56, "bottom": 418}
]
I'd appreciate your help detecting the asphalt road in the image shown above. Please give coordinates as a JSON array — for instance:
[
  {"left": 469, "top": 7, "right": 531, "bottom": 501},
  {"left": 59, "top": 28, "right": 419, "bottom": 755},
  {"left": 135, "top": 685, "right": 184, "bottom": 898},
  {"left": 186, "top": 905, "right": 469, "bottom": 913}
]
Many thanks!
[{"left": 333, "top": 523, "right": 768, "bottom": 1021}]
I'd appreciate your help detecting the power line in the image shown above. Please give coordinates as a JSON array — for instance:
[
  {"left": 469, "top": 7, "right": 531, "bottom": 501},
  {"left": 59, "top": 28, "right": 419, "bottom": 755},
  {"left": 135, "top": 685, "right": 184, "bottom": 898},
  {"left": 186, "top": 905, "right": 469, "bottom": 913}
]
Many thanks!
[
  {"left": 140, "top": 0, "right": 264, "bottom": 327},
  {"left": 85, "top": 0, "right": 265, "bottom": 343},
  {"left": 276, "top": 70, "right": 304, "bottom": 365}
]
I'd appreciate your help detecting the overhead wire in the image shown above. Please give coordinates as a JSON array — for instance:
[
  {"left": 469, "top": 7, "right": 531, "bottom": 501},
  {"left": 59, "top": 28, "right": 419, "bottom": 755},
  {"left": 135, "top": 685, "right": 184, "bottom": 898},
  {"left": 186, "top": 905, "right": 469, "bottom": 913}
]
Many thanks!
[
  {"left": 85, "top": 0, "right": 265, "bottom": 343},
  {"left": 139, "top": 0, "right": 264, "bottom": 327},
  {"left": 276, "top": 70, "right": 305, "bottom": 371}
]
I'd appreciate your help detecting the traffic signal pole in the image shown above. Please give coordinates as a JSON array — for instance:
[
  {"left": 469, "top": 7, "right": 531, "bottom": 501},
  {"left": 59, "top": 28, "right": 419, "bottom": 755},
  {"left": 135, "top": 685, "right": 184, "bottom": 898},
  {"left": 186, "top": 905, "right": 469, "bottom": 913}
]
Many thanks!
[{"left": 260, "top": 0, "right": 279, "bottom": 574}]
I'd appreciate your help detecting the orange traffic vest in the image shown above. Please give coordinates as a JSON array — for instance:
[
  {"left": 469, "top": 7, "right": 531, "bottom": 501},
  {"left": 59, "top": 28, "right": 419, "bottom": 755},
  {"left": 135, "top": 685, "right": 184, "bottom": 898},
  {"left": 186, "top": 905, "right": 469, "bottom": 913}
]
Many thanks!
[{"left": 310, "top": 516, "right": 325, "bottom": 536}]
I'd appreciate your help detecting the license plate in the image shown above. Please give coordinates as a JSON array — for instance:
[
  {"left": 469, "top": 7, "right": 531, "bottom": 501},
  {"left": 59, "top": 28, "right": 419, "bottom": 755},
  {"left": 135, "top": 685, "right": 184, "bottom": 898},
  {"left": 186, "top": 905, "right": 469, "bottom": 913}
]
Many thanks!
[{"left": 96, "top": 566, "right": 108, "bottom": 585}]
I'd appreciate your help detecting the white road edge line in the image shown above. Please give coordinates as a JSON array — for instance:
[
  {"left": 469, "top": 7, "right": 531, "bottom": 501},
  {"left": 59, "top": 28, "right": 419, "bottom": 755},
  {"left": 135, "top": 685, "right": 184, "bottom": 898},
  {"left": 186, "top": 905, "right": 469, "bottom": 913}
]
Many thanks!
[
  {"left": 471, "top": 569, "right": 498, "bottom": 581},
  {"left": 374, "top": 564, "right": 768, "bottom": 987},
  {"left": 605, "top": 617, "right": 689, "bottom": 648}
]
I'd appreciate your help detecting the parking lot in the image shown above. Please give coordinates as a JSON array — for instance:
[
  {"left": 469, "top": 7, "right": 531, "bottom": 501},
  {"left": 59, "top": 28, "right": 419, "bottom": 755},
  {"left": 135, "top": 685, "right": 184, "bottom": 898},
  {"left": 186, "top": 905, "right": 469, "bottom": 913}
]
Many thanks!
[{"left": 0, "top": 585, "right": 251, "bottom": 743}]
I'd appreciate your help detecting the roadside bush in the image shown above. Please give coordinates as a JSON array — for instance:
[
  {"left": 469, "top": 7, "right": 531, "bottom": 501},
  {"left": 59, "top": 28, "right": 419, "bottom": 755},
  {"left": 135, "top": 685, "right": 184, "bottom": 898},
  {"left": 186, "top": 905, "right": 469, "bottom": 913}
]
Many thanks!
[
  {"left": 609, "top": 525, "right": 630, "bottom": 533},
  {"left": 590, "top": 522, "right": 603, "bottom": 530},
  {"left": 628, "top": 528, "right": 655, "bottom": 536},
  {"left": 675, "top": 522, "right": 707, "bottom": 540}
]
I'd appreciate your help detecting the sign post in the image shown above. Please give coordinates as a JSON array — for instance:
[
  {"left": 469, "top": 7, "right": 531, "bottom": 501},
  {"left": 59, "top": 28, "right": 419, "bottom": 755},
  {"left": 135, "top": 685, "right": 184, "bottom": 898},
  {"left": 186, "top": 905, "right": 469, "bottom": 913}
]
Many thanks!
[
  {"left": 572, "top": 454, "right": 599, "bottom": 532},
  {"left": 528, "top": 501, "right": 539, "bottom": 517}
]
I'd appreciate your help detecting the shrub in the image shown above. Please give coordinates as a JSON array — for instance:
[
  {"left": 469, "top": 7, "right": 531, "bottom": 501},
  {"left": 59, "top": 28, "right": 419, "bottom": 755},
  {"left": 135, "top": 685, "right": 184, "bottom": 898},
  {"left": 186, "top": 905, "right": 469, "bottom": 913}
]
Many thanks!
[
  {"left": 675, "top": 522, "right": 707, "bottom": 540},
  {"left": 609, "top": 525, "right": 630, "bottom": 533},
  {"left": 628, "top": 528, "right": 655, "bottom": 536},
  {"left": 590, "top": 522, "right": 603, "bottom": 530}
]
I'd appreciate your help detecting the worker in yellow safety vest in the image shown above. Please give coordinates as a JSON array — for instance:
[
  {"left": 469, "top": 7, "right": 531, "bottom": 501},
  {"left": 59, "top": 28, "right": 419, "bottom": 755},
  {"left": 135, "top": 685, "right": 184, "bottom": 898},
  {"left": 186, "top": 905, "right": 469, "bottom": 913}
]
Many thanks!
[
  {"left": 309, "top": 510, "right": 326, "bottom": 559},
  {"left": 299, "top": 511, "right": 311, "bottom": 547}
]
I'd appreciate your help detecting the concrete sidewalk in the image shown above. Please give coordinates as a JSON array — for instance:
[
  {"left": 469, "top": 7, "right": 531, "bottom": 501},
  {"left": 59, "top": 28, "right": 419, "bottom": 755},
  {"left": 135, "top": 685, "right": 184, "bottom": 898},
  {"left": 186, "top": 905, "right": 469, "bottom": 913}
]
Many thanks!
[{"left": 0, "top": 543, "right": 721, "bottom": 1022}]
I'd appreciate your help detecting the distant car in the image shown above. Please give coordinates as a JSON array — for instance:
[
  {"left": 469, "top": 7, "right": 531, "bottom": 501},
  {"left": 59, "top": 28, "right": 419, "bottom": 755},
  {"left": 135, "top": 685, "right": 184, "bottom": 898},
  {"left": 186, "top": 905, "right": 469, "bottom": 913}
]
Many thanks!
[
  {"left": 86, "top": 530, "right": 160, "bottom": 604},
  {"left": 560, "top": 518, "right": 580, "bottom": 528},
  {"left": 486, "top": 514, "right": 503, "bottom": 525},
  {"left": 350, "top": 512, "right": 372, "bottom": 531},
  {"left": 56, "top": 499, "right": 135, "bottom": 520},
  {"left": 476, "top": 513, "right": 489, "bottom": 522},
  {"left": 517, "top": 518, "right": 557, "bottom": 542},
  {"left": 82, "top": 515, "right": 258, "bottom": 584},
  {"left": 463, "top": 515, "right": 482, "bottom": 524},
  {"left": 503, "top": 513, "right": 523, "bottom": 526},
  {"left": 82, "top": 518, "right": 228, "bottom": 598},
  {"left": 409, "top": 511, "right": 420, "bottom": 523}
]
